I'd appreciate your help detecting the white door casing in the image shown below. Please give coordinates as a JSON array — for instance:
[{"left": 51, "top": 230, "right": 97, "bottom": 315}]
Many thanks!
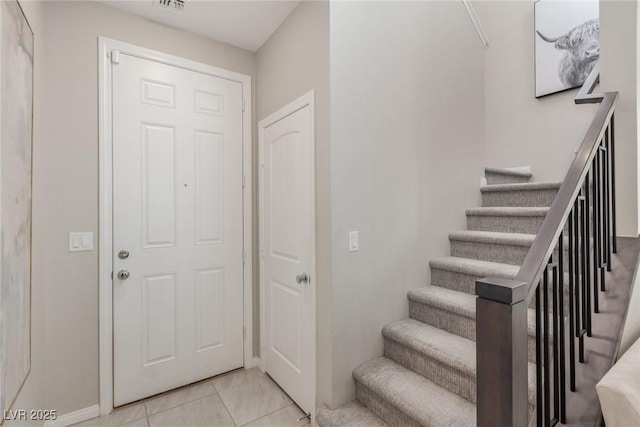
[
  {"left": 99, "top": 38, "right": 253, "bottom": 414},
  {"left": 259, "top": 91, "right": 316, "bottom": 417}
]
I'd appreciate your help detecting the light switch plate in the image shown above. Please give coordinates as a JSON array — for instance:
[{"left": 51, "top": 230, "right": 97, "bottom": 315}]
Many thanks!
[
  {"left": 349, "top": 231, "right": 359, "bottom": 252},
  {"left": 69, "top": 232, "right": 94, "bottom": 252}
]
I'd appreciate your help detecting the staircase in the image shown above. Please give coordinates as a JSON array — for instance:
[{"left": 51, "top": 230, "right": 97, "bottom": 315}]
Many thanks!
[{"left": 317, "top": 167, "right": 561, "bottom": 427}]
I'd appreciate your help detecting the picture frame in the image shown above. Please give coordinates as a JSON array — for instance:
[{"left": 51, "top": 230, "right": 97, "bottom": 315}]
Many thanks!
[
  {"left": 534, "top": 0, "right": 599, "bottom": 98},
  {"left": 0, "top": 0, "right": 34, "bottom": 416}
]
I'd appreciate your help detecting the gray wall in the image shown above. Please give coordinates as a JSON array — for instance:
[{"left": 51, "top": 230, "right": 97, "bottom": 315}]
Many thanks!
[
  {"left": 255, "top": 0, "right": 332, "bottom": 406},
  {"left": 477, "top": 0, "right": 639, "bottom": 237},
  {"left": 329, "top": 1, "right": 485, "bottom": 406},
  {"left": 599, "top": 0, "right": 639, "bottom": 237},
  {"left": 39, "top": 1, "right": 255, "bottom": 415},
  {"left": 476, "top": 1, "right": 597, "bottom": 181},
  {"left": 5, "top": 1, "right": 47, "bottom": 424}
]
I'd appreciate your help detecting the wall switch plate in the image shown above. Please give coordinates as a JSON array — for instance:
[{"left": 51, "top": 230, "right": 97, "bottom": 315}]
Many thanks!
[
  {"left": 69, "top": 232, "right": 94, "bottom": 252},
  {"left": 349, "top": 231, "right": 359, "bottom": 252}
]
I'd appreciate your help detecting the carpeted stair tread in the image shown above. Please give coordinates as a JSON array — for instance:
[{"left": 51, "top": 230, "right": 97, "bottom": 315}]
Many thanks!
[
  {"left": 383, "top": 319, "right": 475, "bottom": 376},
  {"left": 466, "top": 206, "right": 549, "bottom": 217},
  {"left": 484, "top": 167, "right": 533, "bottom": 179},
  {"left": 480, "top": 181, "right": 562, "bottom": 192},
  {"left": 408, "top": 285, "right": 547, "bottom": 339},
  {"left": 449, "top": 230, "right": 536, "bottom": 246},
  {"left": 408, "top": 285, "right": 475, "bottom": 318},
  {"left": 316, "top": 401, "right": 389, "bottom": 427},
  {"left": 382, "top": 318, "right": 538, "bottom": 405},
  {"left": 430, "top": 256, "right": 519, "bottom": 279},
  {"left": 353, "top": 357, "right": 476, "bottom": 426}
]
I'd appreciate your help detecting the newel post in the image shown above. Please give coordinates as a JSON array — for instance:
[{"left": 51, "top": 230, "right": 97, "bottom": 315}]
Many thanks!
[{"left": 476, "top": 277, "right": 529, "bottom": 427}]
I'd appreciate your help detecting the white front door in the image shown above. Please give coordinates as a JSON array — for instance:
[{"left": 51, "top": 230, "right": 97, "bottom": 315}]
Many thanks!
[
  {"left": 260, "top": 92, "right": 315, "bottom": 415},
  {"left": 112, "top": 52, "right": 244, "bottom": 406}
]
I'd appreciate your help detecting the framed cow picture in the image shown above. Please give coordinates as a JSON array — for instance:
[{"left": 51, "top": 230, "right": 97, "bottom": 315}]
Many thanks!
[{"left": 534, "top": 0, "right": 599, "bottom": 98}]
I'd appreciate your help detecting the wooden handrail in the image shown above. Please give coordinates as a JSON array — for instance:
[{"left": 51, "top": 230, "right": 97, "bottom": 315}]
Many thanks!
[{"left": 514, "top": 66, "right": 618, "bottom": 302}]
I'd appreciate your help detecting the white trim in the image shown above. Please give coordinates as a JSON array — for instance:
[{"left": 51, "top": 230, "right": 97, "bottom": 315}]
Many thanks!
[
  {"left": 44, "top": 405, "right": 100, "bottom": 427},
  {"left": 258, "top": 91, "right": 317, "bottom": 421},
  {"left": 462, "top": 0, "right": 490, "bottom": 47},
  {"left": 252, "top": 356, "right": 262, "bottom": 369},
  {"left": 98, "top": 37, "right": 253, "bottom": 415}
]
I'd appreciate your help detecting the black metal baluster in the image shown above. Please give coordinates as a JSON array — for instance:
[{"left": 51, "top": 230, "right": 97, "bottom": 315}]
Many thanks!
[
  {"left": 604, "top": 124, "right": 612, "bottom": 271},
  {"left": 579, "top": 195, "right": 587, "bottom": 362},
  {"left": 584, "top": 173, "right": 592, "bottom": 336},
  {"left": 611, "top": 114, "right": 617, "bottom": 253},
  {"left": 552, "top": 261, "right": 560, "bottom": 424},
  {"left": 592, "top": 154, "right": 600, "bottom": 313},
  {"left": 536, "top": 283, "right": 543, "bottom": 427},
  {"left": 568, "top": 209, "right": 576, "bottom": 391},
  {"left": 558, "top": 232, "right": 566, "bottom": 422},
  {"left": 544, "top": 269, "right": 551, "bottom": 425}
]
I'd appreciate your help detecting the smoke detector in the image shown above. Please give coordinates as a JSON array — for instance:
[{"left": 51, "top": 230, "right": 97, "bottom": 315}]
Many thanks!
[{"left": 154, "top": 0, "right": 186, "bottom": 13}]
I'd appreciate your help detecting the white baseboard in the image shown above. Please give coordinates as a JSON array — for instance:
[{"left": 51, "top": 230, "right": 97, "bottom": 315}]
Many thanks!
[
  {"left": 44, "top": 405, "right": 99, "bottom": 427},
  {"left": 252, "top": 357, "right": 261, "bottom": 369}
]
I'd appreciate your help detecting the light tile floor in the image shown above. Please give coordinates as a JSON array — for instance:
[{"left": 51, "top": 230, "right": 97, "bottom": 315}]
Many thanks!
[{"left": 72, "top": 369, "right": 309, "bottom": 427}]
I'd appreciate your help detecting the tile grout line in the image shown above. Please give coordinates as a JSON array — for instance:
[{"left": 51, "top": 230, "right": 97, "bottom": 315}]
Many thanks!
[
  {"left": 214, "top": 387, "right": 240, "bottom": 427},
  {"left": 238, "top": 403, "right": 295, "bottom": 427},
  {"left": 143, "top": 382, "right": 218, "bottom": 418}
]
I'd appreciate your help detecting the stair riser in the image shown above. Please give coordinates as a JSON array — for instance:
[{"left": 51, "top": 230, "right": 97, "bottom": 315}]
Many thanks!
[
  {"left": 450, "top": 240, "right": 529, "bottom": 265},
  {"left": 355, "top": 382, "right": 421, "bottom": 427},
  {"left": 409, "top": 299, "right": 538, "bottom": 363},
  {"left": 450, "top": 240, "right": 570, "bottom": 268},
  {"left": 431, "top": 267, "right": 516, "bottom": 295},
  {"left": 485, "top": 172, "right": 531, "bottom": 185},
  {"left": 467, "top": 215, "right": 545, "bottom": 234},
  {"left": 384, "top": 338, "right": 537, "bottom": 417},
  {"left": 408, "top": 300, "right": 475, "bottom": 341},
  {"left": 482, "top": 189, "right": 558, "bottom": 207},
  {"left": 384, "top": 338, "right": 476, "bottom": 404}
]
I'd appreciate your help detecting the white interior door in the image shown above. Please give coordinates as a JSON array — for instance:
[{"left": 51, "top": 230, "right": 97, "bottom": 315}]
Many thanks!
[
  {"left": 260, "top": 93, "right": 315, "bottom": 415},
  {"left": 112, "top": 52, "right": 244, "bottom": 406}
]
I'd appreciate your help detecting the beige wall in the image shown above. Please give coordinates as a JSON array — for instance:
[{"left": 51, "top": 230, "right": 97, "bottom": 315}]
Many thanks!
[
  {"left": 477, "top": 0, "right": 639, "bottom": 237},
  {"left": 256, "top": 0, "right": 332, "bottom": 407},
  {"left": 39, "top": 1, "right": 255, "bottom": 415},
  {"left": 329, "top": 1, "right": 485, "bottom": 406},
  {"left": 5, "top": 1, "right": 47, "bottom": 424}
]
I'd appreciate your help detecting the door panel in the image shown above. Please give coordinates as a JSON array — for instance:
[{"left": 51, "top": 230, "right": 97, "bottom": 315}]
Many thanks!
[
  {"left": 113, "top": 53, "right": 244, "bottom": 406},
  {"left": 262, "top": 100, "right": 314, "bottom": 414}
]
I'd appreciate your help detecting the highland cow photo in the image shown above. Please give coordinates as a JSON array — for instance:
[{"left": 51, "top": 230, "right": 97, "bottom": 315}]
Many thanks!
[{"left": 535, "top": 0, "right": 599, "bottom": 97}]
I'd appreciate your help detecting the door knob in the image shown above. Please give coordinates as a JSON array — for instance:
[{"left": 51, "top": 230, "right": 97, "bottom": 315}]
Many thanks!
[
  {"left": 296, "top": 273, "right": 309, "bottom": 284},
  {"left": 117, "top": 270, "right": 130, "bottom": 280}
]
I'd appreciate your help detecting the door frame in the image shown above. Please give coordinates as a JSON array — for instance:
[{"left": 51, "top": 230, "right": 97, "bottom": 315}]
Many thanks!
[
  {"left": 98, "top": 37, "right": 253, "bottom": 415},
  {"left": 258, "top": 91, "right": 317, "bottom": 419}
]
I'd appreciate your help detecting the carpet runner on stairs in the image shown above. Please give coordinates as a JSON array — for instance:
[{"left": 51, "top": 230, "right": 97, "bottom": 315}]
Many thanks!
[{"left": 317, "top": 167, "right": 560, "bottom": 427}]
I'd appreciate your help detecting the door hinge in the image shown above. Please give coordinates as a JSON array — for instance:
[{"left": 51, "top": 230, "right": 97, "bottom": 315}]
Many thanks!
[
  {"left": 242, "top": 251, "right": 246, "bottom": 264},
  {"left": 243, "top": 327, "right": 246, "bottom": 340},
  {"left": 111, "top": 50, "right": 120, "bottom": 65},
  {"left": 242, "top": 98, "right": 246, "bottom": 112},
  {"left": 242, "top": 175, "right": 246, "bottom": 189}
]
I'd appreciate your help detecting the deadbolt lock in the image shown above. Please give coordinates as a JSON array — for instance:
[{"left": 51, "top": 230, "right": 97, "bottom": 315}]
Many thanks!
[{"left": 118, "top": 250, "right": 130, "bottom": 259}]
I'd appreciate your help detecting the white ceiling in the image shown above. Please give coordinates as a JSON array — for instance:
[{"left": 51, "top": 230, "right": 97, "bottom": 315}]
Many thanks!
[{"left": 97, "top": 0, "right": 301, "bottom": 52}]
